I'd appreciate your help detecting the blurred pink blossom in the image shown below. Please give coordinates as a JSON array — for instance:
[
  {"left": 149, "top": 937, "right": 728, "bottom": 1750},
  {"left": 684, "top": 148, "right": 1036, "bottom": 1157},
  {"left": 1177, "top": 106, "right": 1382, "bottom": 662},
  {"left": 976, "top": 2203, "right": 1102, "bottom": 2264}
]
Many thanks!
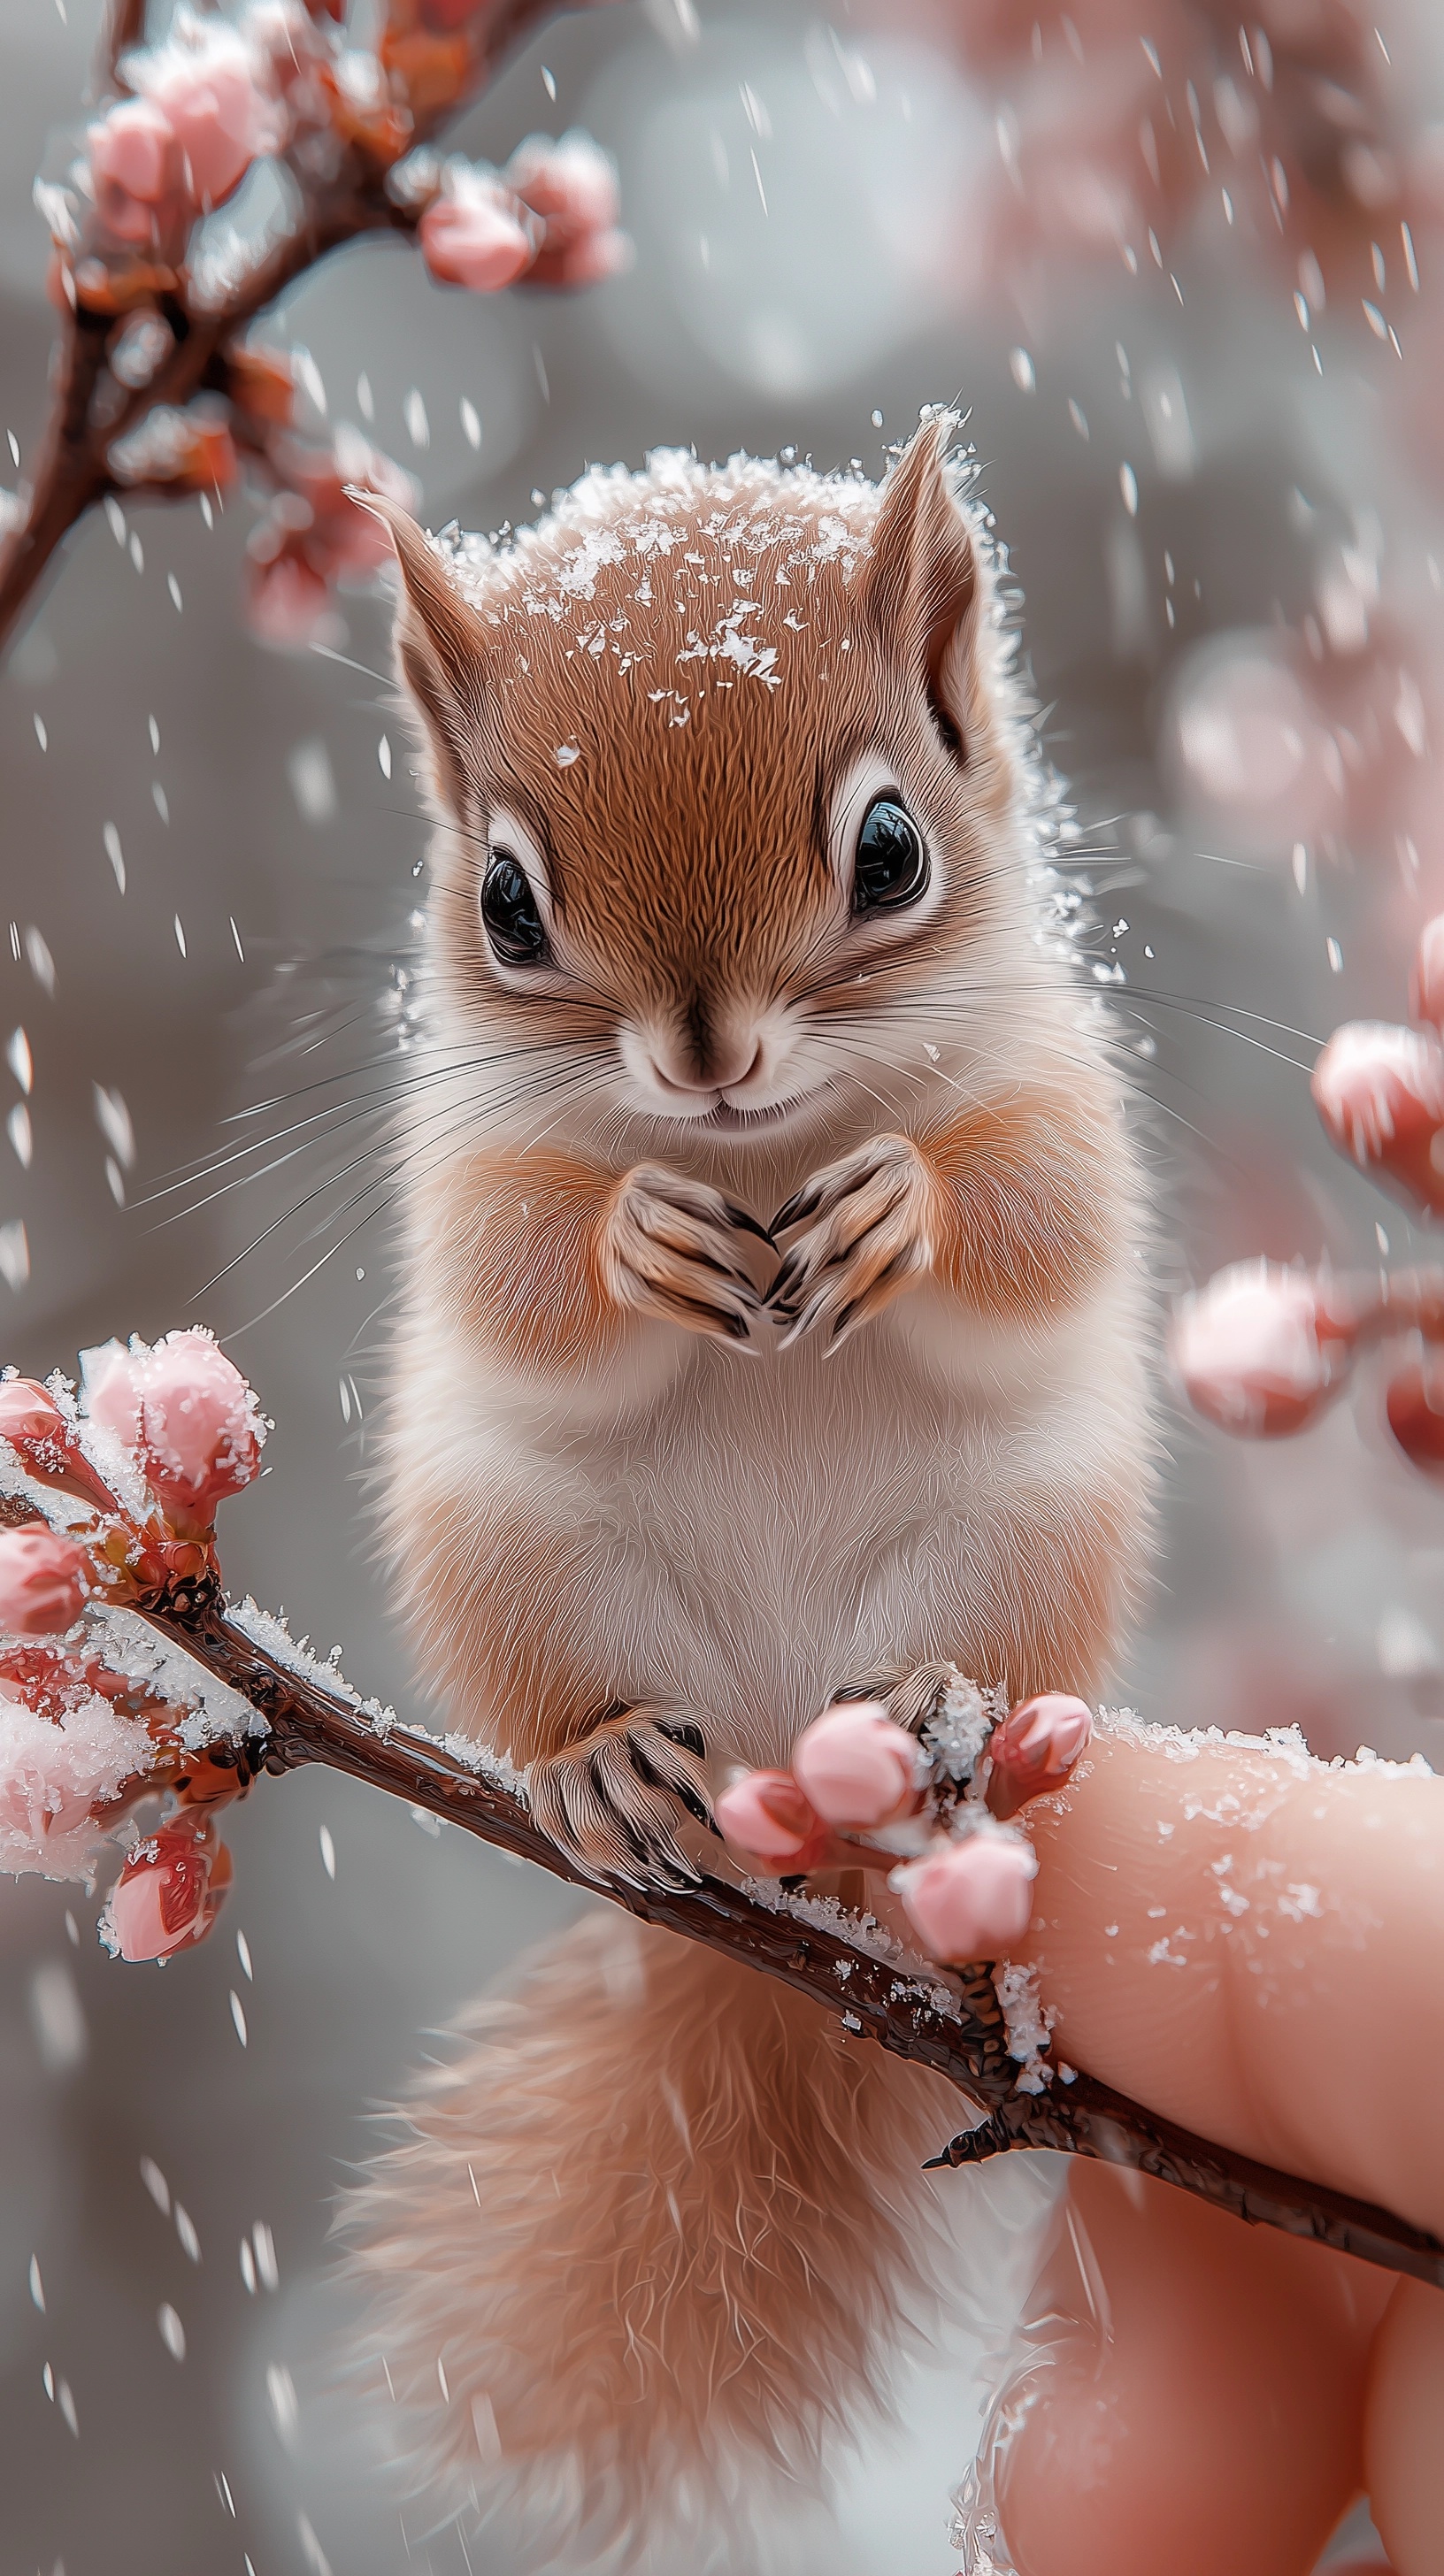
[
  {"left": 246, "top": 429, "right": 418, "bottom": 648},
  {"left": 1311, "top": 1022, "right": 1444, "bottom": 1216},
  {"left": 245, "top": 548, "right": 343, "bottom": 649},
  {"left": 88, "top": 97, "right": 184, "bottom": 248},
  {"left": 1164, "top": 640, "right": 1341, "bottom": 850},
  {"left": 507, "top": 131, "right": 630, "bottom": 288},
  {"left": 1171, "top": 1261, "right": 1356, "bottom": 1439},
  {"left": 130, "top": 13, "right": 287, "bottom": 210},
  {"left": 1386, "top": 1351, "right": 1444, "bottom": 1477},
  {"left": 0, "top": 1526, "right": 88, "bottom": 1639},
  {"left": 419, "top": 166, "right": 534, "bottom": 293}
]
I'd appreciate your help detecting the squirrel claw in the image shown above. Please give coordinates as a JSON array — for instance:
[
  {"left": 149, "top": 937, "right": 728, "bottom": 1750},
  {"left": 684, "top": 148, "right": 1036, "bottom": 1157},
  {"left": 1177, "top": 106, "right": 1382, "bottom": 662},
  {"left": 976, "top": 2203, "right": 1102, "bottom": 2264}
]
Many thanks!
[{"left": 526, "top": 1711, "right": 713, "bottom": 1890}]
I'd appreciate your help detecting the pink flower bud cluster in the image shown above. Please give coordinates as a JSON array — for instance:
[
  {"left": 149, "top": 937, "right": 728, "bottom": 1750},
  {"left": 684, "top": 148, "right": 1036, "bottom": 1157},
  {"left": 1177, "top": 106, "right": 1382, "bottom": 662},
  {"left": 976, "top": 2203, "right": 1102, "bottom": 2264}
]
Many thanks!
[
  {"left": 419, "top": 131, "right": 628, "bottom": 298},
  {"left": 1176, "top": 911, "right": 1444, "bottom": 1476},
  {"left": 0, "top": 1330, "right": 271, "bottom": 1905},
  {"left": 716, "top": 1691, "right": 1092, "bottom": 1968},
  {"left": 246, "top": 425, "right": 421, "bottom": 650},
  {"left": 88, "top": 11, "right": 288, "bottom": 256}
]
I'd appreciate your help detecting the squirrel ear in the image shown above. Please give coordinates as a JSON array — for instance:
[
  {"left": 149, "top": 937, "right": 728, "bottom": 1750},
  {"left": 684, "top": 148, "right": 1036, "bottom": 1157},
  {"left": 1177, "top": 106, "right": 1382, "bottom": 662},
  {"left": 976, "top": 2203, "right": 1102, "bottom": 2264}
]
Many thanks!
[
  {"left": 362, "top": 495, "right": 488, "bottom": 816},
  {"left": 861, "top": 412, "right": 979, "bottom": 763}
]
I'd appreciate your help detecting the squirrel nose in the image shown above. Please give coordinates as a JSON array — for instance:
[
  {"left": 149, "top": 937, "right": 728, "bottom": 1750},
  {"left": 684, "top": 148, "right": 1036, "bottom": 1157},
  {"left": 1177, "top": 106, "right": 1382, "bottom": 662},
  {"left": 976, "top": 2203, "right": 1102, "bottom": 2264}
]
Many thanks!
[{"left": 651, "top": 1021, "right": 763, "bottom": 1095}]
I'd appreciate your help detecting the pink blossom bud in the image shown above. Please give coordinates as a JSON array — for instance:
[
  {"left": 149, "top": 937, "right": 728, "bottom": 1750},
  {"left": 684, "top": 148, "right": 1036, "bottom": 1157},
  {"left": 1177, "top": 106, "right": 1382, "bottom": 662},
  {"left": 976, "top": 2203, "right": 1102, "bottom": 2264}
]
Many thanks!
[
  {"left": 107, "top": 1816, "right": 231, "bottom": 1962},
  {"left": 138, "top": 22, "right": 286, "bottom": 210},
  {"left": 1171, "top": 1261, "right": 1356, "bottom": 1438},
  {"left": 715, "top": 1768, "right": 829, "bottom": 1869},
  {"left": 988, "top": 1694, "right": 1093, "bottom": 1821},
  {"left": 89, "top": 96, "right": 176, "bottom": 202},
  {"left": 0, "top": 1526, "right": 88, "bottom": 1638},
  {"left": 1386, "top": 1352, "right": 1444, "bottom": 1476},
  {"left": 507, "top": 132, "right": 619, "bottom": 242},
  {"left": 84, "top": 1343, "right": 142, "bottom": 1451},
  {"left": 894, "top": 1831, "right": 1038, "bottom": 1963},
  {"left": 88, "top": 97, "right": 180, "bottom": 244},
  {"left": 419, "top": 173, "right": 534, "bottom": 294},
  {"left": 245, "top": 549, "right": 342, "bottom": 651},
  {"left": 131, "top": 1331, "right": 264, "bottom": 1525},
  {"left": 1312, "top": 1021, "right": 1444, "bottom": 1215},
  {"left": 0, "top": 1378, "right": 69, "bottom": 1456},
  {"left": 530, "top": 227, "right": 633, "bottom": 290},
  {"left": 793, "top": 1700, "right": 918, "bottom": 1829}
]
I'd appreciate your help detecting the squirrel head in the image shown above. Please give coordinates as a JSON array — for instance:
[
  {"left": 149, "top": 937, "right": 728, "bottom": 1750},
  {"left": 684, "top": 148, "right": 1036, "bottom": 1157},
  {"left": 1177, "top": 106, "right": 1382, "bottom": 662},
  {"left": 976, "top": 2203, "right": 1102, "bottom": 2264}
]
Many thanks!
[{"left": 377, "top": 415, "right": 1041, "bottom": 1151}]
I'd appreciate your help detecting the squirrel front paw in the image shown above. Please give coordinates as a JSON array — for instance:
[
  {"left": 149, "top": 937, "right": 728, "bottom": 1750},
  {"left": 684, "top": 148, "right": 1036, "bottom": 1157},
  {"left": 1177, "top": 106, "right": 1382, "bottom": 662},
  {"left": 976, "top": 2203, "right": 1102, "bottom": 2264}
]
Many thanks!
[
  {"left": 768, "top": 1134, "right": 934, "bottom": 1350},
  {"left": 526, "top": 1709, "right": 714, "bottom": 1888},
  {"left": 599, "top": 1165, "right": 771, "bottom": 1348}
]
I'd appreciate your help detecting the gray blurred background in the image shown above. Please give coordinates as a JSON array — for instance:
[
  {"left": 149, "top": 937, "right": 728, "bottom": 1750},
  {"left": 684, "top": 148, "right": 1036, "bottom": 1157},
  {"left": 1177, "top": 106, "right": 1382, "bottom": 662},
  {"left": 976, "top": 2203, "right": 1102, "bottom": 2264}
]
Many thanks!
[{"left": 4, "top": 0, "right": 1444, "bottom": 2566}]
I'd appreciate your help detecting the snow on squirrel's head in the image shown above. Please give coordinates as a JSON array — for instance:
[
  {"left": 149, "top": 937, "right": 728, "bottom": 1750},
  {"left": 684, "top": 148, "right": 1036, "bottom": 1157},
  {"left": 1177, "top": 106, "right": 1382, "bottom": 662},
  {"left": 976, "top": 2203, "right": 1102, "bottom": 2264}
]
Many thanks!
[{"left": 373, "top": 413, "right": 1056, "bottom": 1152}]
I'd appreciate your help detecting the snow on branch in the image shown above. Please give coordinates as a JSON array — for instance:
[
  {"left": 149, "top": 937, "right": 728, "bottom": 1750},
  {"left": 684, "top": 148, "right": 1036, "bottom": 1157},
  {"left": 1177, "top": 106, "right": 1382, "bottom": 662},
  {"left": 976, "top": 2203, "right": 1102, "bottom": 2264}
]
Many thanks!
[
  {"left": 0, "top": 1322, "right": 1440, "bottom": 2296},
  {"left": 0, "top": 0, "right": 626, "bottom": 651}
]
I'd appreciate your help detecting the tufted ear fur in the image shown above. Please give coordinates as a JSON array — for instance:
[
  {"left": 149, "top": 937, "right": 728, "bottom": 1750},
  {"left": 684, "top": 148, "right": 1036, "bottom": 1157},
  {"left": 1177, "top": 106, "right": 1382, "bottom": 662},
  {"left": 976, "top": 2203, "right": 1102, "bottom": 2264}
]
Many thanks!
[
  {"left": 861, "top": 412, "right": 980, "bottom": 765},
  {"left": 365, "top": 496, "right": 490, "bottom": 819}
]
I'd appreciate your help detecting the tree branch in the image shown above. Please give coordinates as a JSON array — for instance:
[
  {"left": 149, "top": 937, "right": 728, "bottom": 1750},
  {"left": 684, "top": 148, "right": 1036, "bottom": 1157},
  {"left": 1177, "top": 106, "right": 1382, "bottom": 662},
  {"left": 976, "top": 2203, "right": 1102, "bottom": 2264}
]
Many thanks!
[
  {"left": 0, "top": 0, "right": 583, "bottom": 652},
  {"left": 135, "top": 1568, "right": 1444, "bottom": 2296}
]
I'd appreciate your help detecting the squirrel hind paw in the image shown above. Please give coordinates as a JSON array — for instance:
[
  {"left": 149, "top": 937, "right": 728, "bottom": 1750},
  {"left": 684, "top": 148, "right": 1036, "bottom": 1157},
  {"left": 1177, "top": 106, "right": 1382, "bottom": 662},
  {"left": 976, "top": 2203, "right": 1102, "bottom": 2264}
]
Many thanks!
[{"left": 526, "top": 1713, "right": 713, "bottom": 1890}]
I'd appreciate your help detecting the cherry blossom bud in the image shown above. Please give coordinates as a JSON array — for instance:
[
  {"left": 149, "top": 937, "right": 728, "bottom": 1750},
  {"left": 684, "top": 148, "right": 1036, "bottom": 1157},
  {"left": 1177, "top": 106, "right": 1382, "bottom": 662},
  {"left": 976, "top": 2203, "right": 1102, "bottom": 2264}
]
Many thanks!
[
  {"left": 88, "top": 98, "right": 181, "bottom": 245},
  {"left": 106, "top": 1815, "right": 232, "bottom": 1961},
  {"left": 988, "top": 1694, "right": 1093, "bottom": 1821},
  {"left": 1385, "top": 1350, "right": 1444, "bottom": 1476},
  {"left": 894, "top": 1830, "right": 1038, "bottom": 1964},
  {"left": 507, "top": 131, "right": 619, "bottom": 242},
  {"left": 793, "top": 1701, "right": 918, "bottom": 1829},
  {"left": 505, "top": 132, "right": 630, "bottom": 289},
  {"left": 1171, "top": 1261, "right": 1356, "bottom": 1438},
  {"left": 419, "top": 170, "right": 534, "bottom": 294},
  {"left": 84, "top": 1343, "right": 142, "bottom": 1451},
  {"left": 133, "top": 1332, "right": 264, "bottom": 1524},
  {"left": 0, "top": 1527, "right": 88, "bottom": 1638},
  {"left": 1312, "top": 1022, "right": 1444, "bottom": 1215},
  {"left": 0, "top": 1378, "right": 70, "bottom": 1457},
  {"left": 245, "top": 548, "right": 341, "bottom": 650},
  {"left": 715, "top": 1769, "right": 831, "bottom": 1872},
  {"left": 530, "top": 227, "right": 632, "bottom": 290},
  {"left": 0, "top": 1690, "right": 156, "bottom": 1873},
  {"left": 138, "top": 20, "right": 286, "bottom": 211},
  {"left": 1412, "top": 914, "right": 1444, "bottom": 1034}
]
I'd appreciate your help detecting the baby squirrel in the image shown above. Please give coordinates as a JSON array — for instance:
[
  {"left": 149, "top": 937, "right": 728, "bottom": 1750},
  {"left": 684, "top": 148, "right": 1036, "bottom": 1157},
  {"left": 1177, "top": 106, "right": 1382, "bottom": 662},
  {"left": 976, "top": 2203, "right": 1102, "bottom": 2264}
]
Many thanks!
[{"left": 353, "top": 415, "right": 1152, "bottom": 2553}]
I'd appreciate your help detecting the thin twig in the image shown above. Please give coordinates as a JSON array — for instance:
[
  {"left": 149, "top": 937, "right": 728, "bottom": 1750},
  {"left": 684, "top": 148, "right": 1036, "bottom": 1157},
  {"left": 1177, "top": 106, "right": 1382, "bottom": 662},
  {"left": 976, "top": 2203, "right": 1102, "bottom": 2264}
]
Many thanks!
[{"left": 135, "top": 1569, "right": 1444, "bottom": 2294}]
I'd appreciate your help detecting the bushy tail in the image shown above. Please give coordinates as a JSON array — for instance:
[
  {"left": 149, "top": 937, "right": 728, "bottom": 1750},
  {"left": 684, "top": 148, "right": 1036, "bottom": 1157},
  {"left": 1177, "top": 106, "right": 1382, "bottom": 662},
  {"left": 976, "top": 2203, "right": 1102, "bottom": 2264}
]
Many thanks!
[{"left": 346, "top": 1907, "right": 962, "bottom": 2562}]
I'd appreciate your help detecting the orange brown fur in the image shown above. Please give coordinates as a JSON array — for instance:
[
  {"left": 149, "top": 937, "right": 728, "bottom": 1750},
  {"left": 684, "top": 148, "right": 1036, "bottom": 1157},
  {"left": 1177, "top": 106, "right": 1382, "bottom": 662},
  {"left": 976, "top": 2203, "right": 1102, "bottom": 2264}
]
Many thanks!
[{"left": 353, "top": 418, "right": 1156, "bottom": 2553}]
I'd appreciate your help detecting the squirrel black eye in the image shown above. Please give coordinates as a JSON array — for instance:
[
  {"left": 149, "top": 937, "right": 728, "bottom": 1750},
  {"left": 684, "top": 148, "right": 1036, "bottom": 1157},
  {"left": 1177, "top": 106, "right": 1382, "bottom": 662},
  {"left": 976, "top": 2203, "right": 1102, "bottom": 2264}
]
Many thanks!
[
  {"left": 852, "top": 796, "right": 929, "bottom": 914},
  {"left": 481, "top": 853, "right": 547, "bottom": 965}
]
